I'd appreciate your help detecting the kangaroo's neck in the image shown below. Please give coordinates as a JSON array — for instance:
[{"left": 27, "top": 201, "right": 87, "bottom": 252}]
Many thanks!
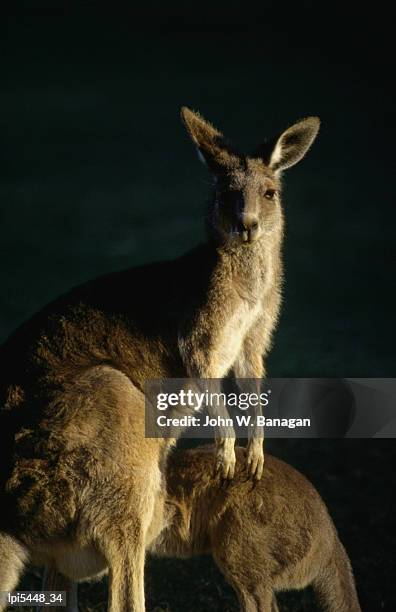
[{"left": 206, "top": 233, "right": 282, "bottom": 300}]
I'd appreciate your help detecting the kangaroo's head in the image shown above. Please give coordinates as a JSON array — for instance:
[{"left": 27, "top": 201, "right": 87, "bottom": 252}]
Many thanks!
[{"left": 181, "top": 107, "right": 320, "bottom": 248}]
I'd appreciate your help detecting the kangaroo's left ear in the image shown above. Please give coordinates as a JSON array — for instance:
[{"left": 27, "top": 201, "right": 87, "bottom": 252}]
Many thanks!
[{"left": 256, "top": 117, "right": 320, "bottom": 172}]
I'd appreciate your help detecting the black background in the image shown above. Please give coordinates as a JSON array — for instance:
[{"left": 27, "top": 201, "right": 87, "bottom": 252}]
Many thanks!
[{"left": 1, "top": 2, "right": 395, "bottom": 610}]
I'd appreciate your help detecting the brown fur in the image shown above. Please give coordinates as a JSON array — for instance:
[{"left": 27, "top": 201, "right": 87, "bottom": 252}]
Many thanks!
[
  {"left": 0, "top": 109, "right": 319, "bottom": 610},
  {"left": 41, "top": 447, "right": 360, "bottom": 612},
  {"left": 0, "top": 371, "right": 168, "bottom": 612},
  {"left": 152, "top": 446, "right": 361, "bottom": 611}
]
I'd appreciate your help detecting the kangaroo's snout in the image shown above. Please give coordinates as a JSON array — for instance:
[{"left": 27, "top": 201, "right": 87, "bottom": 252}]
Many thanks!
[{"left": 235, "top": 214, "right": 260, "bottom": 244}]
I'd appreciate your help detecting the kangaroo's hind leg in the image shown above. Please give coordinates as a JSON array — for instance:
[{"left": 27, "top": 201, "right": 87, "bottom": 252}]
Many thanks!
[
  {"left": 67, "top": 366, "right": 167, "bottom": 612},
  {"left": 105, "top": 540, "right": 145, "bottom": 612},
  {"left": 312, "top": 537, "right": 361, "bottom": 612},
  {"left": 213, "top": 549, "right": 273, "bottom": 611},
  {"left": 39, "top": 565, "right": 78, "bottom": 612},
  {"left": 96, "top": 449, "right": 167, "bottom": 612},
  {"left": 92, "top": 473, "right": 162, "bottom": 612},
  {"left": 0, "top": 533, "right": 29, "bottom": 612}
]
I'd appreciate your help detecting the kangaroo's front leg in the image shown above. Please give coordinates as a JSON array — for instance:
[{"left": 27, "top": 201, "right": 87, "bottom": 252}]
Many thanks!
[
  {"left": 178, "top": 305, "right": 238, "bottom": 479},
  {"left": 197, "top": 377, "right": 236, "bottom": 479},
  {"left": 233, "top": 347, "right": 265, "bottom": 480},
  {"left": 179, "top": 348, "right": 236, "bottom": 478}
]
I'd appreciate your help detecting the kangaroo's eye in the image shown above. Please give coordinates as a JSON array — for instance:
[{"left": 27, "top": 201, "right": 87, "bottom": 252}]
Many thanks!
[{"left": 264, "top": 189, "right": 276, "bottom": 200}]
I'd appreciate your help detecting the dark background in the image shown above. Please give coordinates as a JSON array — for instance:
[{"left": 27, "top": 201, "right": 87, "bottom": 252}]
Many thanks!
[{"left": 1, "top": 2, "right": 395, "bottom": 611}]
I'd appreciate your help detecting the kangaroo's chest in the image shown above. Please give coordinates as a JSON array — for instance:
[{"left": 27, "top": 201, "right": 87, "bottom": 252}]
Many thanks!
[{"left": 216, "top": 300, "right": 262, "bottom": 376}]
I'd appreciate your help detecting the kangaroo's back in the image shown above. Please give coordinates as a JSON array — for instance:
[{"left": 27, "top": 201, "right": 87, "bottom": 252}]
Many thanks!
[
  {"left": 0, "top": 243, "right": 217, "bottom": 416},
  {"left": 154, "top": 446, "right": 333, "bottom": 559}
]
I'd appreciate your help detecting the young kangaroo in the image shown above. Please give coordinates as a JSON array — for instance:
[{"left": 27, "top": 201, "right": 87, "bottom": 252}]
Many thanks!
[
  {"left": 41, "top": 446, "right": 361, "bottom": 612},
  {"left": 0, "top": 109, "right": 319, "bottom": 611},
  {"left": 153, "top": 446, "right": 361, "bottom": 612}
]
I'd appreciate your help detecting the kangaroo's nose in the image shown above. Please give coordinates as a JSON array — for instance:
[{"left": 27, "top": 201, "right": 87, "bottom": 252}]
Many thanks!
[{"left": 236, "top": 215, "right": 260, "bottom": 243}]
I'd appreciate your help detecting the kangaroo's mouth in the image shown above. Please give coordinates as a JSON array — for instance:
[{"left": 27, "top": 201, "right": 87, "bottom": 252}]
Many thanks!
[
  {"left": 227, "top": 228, "right": 260, "bottom": 246},
  {"left": 240, "top": 230, "right": 259, "bottom": 244},
  {"left": 214, "top": 225, "right": 261, "bottom": 249}
]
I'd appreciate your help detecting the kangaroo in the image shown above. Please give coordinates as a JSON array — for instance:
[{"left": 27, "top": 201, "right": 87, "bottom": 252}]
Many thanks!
[
  {"left": 0, "top": 109, "right": 319, "bottom": 611},
  {"left": 41, "top": 446, "right": 361, "bottom": 612}
]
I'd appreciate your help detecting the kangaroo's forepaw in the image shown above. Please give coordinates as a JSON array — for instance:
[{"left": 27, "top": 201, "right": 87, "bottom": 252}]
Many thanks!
[
  {"left": 215, "top": 439, "right": 236, "bottom": 480},
  {"left": 246, "top": 439, "right": 264, "bottom": 480}
]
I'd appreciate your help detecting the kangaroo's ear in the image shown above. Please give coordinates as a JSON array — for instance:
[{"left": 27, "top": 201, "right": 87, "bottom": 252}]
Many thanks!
[
  {"left": 181, "top": 107, "right": 240, "bottom": 173},
  {"left": 255, "top": 117, "right": 320, "bottom": 172}
]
